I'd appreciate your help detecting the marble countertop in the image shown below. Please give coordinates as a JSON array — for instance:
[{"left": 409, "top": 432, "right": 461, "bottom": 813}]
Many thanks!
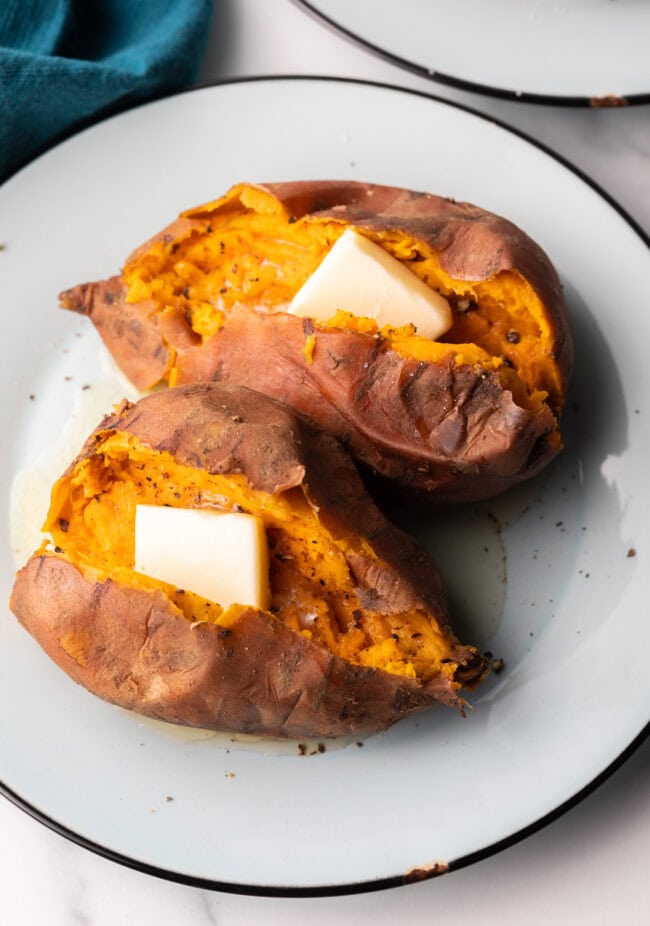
[{"left": 2, "top": 2, "right": 649, "bottom": 923}]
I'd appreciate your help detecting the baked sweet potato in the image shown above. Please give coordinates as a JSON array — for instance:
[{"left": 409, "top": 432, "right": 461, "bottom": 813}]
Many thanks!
[
  {"left": 10, "top": 384, "right": 486, "bottom": 738},
  {"left": 60, "top": 181, "right": 573, "bottom": 503}
]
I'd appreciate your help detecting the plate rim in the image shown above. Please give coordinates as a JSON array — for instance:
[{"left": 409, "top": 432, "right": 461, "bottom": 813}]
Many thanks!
[
  {"left": 1, "top": 74, "right": 649, "bottom": 898},
  {"left": 1, "top": 726, "right": 648, "bottom": 897},
  {"left": 293, "top": 0, "right": 650, "bottom": 107}
]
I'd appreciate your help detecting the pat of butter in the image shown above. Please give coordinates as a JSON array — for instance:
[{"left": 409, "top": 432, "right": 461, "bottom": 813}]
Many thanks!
[
  {"left": 134, "top": 506, "right": 270, "bottom": 611},
  {"left": 288, "top": 228, "right": 452, "bottom": 339}
]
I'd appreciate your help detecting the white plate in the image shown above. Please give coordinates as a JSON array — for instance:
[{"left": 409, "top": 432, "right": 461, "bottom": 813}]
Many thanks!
[
  {"left": 298, "top": 0, "right": 650, "bottom": 103},
  {"left": 1, "top": 77, "right": 649, "bottom": 895}
]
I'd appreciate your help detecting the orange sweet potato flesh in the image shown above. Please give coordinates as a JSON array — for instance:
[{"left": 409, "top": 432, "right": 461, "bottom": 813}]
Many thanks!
[
  {"left": 60, "top": 181, "right": 573, "bottom": 503},
  {"left": 10, "top": 384, "right": 487, "bottom": 738}
]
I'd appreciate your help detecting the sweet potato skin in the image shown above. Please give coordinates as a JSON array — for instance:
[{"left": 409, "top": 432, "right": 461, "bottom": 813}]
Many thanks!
[
  {"left": 10, "top": 384, "right": 486, "bottom": 737},
  {"left": 131, "top": 179, "right": 573, "bottom": 395},
  {"left": 60, "top": 275, "right": 170, "bottom": 389},
  {"left": 60, "top": 181, "right": 573, "bottom": 503},
  {"left": 61, "top": 290, "right": 559, "bottom": 503},
  {"left": 191, "top": 305, "right": 559, "bottom": 504},
  {"left": 11, "top": 556, "right": 450, "bottom": 738}
]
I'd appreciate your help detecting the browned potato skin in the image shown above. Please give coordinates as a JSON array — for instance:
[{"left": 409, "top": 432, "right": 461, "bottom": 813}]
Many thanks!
[
  {"left": 61, "top": 275, "right": 169, "bottom": 391},
  {"left": 10, "top": 384, "right": 487, "bottom": 738},
  {"left": 12, "top": 556, "right": 457, "bottom": 738},
  {"left": 181, "top": 305, "right": 560, "bottom": 504},
  {"left": 60, "top": 181, "right": 573, "bottom": 503}
]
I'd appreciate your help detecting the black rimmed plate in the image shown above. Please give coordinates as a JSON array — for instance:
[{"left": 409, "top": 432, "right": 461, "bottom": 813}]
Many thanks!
[
  {"left": 296, "top": 0, "right": 650, "bottom": 105},
  {"left": 1, "top": 77, "right": 649, "bottom": 896}
]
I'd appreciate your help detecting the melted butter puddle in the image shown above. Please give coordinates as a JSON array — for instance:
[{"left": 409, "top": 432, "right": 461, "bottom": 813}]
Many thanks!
[
  {"left": 10, "top": 371, "right": 143, "bottom": 569},
  {"left": 398, "top": 505, "right": 508, "bottom": 645},
  {"left": 133, "top": 713, "right": 371, "bottom": 756}
]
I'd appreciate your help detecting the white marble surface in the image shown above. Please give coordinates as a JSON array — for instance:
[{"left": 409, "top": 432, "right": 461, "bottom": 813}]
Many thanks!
[{"left": 2, "top": 1, "right": 649, "bottom": 922}]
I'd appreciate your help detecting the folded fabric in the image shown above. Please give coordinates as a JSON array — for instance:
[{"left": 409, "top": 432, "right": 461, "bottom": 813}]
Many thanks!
[{"left": 0, "top": 0, "right": 213, "bottom": 182}]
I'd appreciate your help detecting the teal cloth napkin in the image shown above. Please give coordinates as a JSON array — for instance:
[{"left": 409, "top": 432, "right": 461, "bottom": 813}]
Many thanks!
[{"left": 0, "top": 0, "right": 213, "bottom": 182}]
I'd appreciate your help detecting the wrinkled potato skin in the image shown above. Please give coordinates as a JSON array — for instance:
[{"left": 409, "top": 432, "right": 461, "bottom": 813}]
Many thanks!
[
  {"left": 60, "top": 181, "right": 573, "bottom": 503},
  {"left": 11, "top": 556, "right": 452, "bottom": 738},
  {"left": 10, "top": 385, "right": 486, "bottom": 738},
  {"left": 184, "top": 305, "right": 560, "bottom": 504}
]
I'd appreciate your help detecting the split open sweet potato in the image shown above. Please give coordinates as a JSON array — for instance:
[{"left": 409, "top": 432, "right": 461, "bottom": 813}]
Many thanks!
[
  {"left": 60, "top": 181, "right": 573, "bottom": 502},
  {"left": 10, "top": 384, "right": 486, "bottom": 738}
]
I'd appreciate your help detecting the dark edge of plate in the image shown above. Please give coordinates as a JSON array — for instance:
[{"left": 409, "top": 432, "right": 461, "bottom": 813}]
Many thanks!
[
  {"left": 293, "top": 0, "right": 650, "bottom": 108},
  {"left": 1, "top": 725, "right": 649, "bottom": 897},
  {"left": 1, "top": 74, "right": 649, "bottom": 899}
]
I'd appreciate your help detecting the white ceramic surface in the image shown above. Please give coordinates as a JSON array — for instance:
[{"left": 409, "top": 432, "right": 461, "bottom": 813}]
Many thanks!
[
  {"left": 299, "top": 0, "right": 650, "bottom": 101},
  {"left": 1, "top": 77, "right": 649, "bottom": 894}
]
